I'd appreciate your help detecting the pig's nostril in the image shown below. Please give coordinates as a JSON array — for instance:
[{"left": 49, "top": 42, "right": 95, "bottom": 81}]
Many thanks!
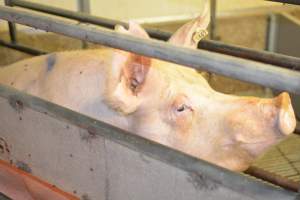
[{"left": 277, "top": 92, "right": 296, "bottom": 135}]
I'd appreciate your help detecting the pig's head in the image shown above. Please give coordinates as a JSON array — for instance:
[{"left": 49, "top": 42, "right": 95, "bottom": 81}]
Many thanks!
[{"left": 104, "top": 4, "right": 296, "bottom": 172}]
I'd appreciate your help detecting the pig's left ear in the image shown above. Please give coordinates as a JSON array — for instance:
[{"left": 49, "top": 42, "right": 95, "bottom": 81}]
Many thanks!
[
  {"left": 105, "top": 23, "right": 151, "bottom": 114},
  {"left": 115, "top": 21, "right": 150, "bottom": 39},
  {"left": 168, "top": 1, "right": 210, "bottom": 49}
]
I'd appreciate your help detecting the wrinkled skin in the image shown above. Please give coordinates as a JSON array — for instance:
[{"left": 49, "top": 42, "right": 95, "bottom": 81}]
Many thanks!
[{"left": 0, "top": 5, "right": 296, "bottom": 172}]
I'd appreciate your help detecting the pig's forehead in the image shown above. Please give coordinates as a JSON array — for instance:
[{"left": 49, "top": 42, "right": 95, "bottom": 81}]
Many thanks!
[
  {"left": 153, "top": 61, "right": 208, "bottom": 85},
  {"left": 161, "top": 76, "right": 213, "bottom": 103}
]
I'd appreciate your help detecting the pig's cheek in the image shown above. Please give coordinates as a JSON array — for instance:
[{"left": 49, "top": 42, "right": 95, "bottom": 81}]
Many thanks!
[
  {"left": 225, "top": 111, "right": 261, "bottom": 143},
  {"left": 173, "top": 113, "right": 194, "bottom": 135}
]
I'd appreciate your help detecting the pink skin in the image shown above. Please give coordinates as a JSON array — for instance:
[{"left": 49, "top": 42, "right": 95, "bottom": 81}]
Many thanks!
[{"left": 0, "top": 6, "right": 296, "bottom": 173}]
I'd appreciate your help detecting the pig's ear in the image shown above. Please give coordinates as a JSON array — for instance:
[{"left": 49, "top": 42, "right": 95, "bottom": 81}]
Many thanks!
[
  {"left": 105, "top": 49, "right": 151, "bottom": 114},
  {"left": 104, "top": 22, "right": 151, "bottom": 114},
  {"left": 115, "top": 21, "right": 150, "bottom": 39},
  {"left": 168, "top": 1, "right": 210, "bottom": 48}
]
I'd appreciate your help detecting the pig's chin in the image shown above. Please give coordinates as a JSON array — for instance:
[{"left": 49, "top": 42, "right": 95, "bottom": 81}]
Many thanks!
[{"left": 239, "top": 137, "right": 283, "bottom": 157}]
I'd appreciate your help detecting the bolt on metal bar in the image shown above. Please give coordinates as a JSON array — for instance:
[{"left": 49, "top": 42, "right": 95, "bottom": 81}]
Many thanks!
[
  {"left": 4, "top": 0, "right": 17, "bottom": 43},
  {"left": 0, "top": 39, "right": 47, "bottom": 55},
  {"left": 1, "top": 6, "right": 300, "bottom": 95},
  {"left": 9, "top": 0, "right": 300, "bottom": 71}
]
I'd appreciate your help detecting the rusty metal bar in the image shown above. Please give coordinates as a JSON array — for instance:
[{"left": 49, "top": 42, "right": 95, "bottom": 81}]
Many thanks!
[
  {"left": 9, "top": 0, "right": 300, "bottom": 71},
  {"left": 1, "top": 6, "right": 300, "bottom": 95}
]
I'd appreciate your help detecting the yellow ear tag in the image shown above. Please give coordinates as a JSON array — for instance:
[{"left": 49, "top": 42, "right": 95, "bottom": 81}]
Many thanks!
[{"left": 192, "top": 28, "right": 208, "bottom": 43}]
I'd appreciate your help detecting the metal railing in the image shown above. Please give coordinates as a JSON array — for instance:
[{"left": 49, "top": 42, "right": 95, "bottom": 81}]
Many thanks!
[
  {"left": 0, "top": 39, "right": 46, "bottom": 55},
  {"left": 1, "top": 0, "right": 300, "bottom": 71},
  {"left": 1, "top": 6, "right": 300, "bottom": 96},
  {"left": 266, "top": 0, "right": 300, "bottom": 5}
]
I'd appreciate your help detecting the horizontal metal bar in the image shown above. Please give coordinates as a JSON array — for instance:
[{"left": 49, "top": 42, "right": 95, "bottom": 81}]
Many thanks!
[
  {"left": 10, "top": 0, "right": 170, "bottom": 40},
  {"left": 10, "top": 0, "right": 300, "bottom": 70},
  {"left": 1, "top": 6, "right": 300, "bottom": 95},
  {"left": 0, "top": 192, "right": 12, "bottom": 200},
  {"left": 200, "top": 40, "right": 300, "bottom": 71},
  {"left": 0, "top": 39, "right": 47, "bottom": 55},
  {"left": 0, "top": 83, "right": 296, "bottom": 199},
  {"left": 266, "top": 0, "right": 300, "bottom": 5}
]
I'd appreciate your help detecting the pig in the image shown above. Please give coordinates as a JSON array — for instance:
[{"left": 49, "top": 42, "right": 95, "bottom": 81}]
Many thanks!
[{"left": 0, "top": 7, "right": 296, "bottom": 172}]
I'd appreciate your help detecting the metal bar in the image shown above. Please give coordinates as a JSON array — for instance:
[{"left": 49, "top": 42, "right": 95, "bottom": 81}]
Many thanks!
[
  {"left": 0, "top": 39, "right": 47, "bottom": 55},
  {"left": 1, "top": 6, "right": 300, "bottom": 95},
  {"left": 0, "top": 192, "right": 12, "bottom": 200},
  {"left": 200, "top": 40, "right": 300, "bottom": 71},
  {"left": 9, "top": 0, "right": 170, "bottom": 40},
  {"left": 10, "top": 0, "right": 123, "bottom": 29},
  {"left": 0, "top": 83, "right": 297, "bottom": 199},
  {"left": 267, "top": 14, "right": 279, "bottom": 52},
  {"left": 209, "top": 0, "right": 217, "bottom": 40},
  {"left": 245, "top": 166, "right": 300, "bottom": 192},
  {"left": 295, "top": 121, "right": 300, "bottom": 135},
  {"left": 266, "top": 0, "right": 300, "bottom": 5},
  {"left": 4, "top": 0, "right": 17, "bottom": 43},
  {"left": 77, "top": 0, "right": 90, "bottom": 49},
  {"left": 6, "top": 22, "right": 17, "bottom": 43},
  {"left": 77, "top": 0, "right": 90, "bottom": 14},
  {"left": 9, "top": 0, "right": 300, "bottom": 71}
]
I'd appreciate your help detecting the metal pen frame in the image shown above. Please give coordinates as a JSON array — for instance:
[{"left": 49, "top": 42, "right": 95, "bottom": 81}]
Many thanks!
[
  {"left": 0, "top": 0, "right": 299, "bottom": 71},
  {"left": 1, "top": 6, "right": 300, "bottom": 95},
  {"left": 0, "top": 3, "right": 300, "bottom": 195}
]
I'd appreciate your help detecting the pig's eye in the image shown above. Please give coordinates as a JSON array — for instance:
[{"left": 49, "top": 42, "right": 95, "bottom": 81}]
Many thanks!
[
  {"left": 176, "top": 104, "right": 192, "bottom": 113},
  {"left": 177, "top": 104, "right": 187, "bottom": 112}
]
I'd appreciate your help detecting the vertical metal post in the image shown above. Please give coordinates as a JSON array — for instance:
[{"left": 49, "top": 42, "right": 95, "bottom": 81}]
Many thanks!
[
  {"left": 4, "top": 0, "right": 17, "bottom": 43},
  {"left": 209, "top": 0, "right": 217, "bottom": 40},
  {"left": 77, "top": 0, "right": 90, "bottom": 49},
  {"left": 266, "top": 14, "right": 278, "bottom": 52},
  {"left": 77, "top": 0, "right": 90, "bottom": 14}
]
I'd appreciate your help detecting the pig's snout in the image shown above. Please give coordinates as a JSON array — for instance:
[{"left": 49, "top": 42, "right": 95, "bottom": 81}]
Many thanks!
[{"left": 276, "top": 92, "right": 296, "bottom": 136}]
